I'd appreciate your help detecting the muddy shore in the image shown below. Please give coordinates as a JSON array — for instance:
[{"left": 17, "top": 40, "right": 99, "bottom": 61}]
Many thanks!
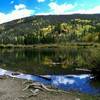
[{"left": 0, "top": 76, "right": 99, "bottom": 100}]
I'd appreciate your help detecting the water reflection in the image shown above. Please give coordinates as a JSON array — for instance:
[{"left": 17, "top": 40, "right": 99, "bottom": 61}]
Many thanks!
[
  {"left": 0, "top": 68, "right": 100, "bottom": 95},
  {"left": 51, "top": 75, "right": 100, "bottom": 95},
  {"left": 0, "top": 47, "right": 100, "bottom": 75}
]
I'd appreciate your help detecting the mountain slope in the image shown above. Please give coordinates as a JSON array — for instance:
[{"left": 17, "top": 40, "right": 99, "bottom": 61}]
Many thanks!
[{"left": 0, "top": 14, "right": 100, "bottom": 44}]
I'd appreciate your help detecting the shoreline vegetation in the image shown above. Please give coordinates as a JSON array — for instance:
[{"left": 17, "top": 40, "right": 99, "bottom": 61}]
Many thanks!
[
  {"left": 0, "top": 43, "right": 100, "bottom": 48},
  {"left": 0, "top": 15, "right": 100, "bottom": 46},
  {"left": 0, "top": 75, "right": 100, "bottom": 100}
]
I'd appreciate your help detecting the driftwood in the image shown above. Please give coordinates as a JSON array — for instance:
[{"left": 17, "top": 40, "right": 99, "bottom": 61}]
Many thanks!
[
  {"left": 21, "top": 81, "right": 69, "bottom": 98},
  {"left": 23, "top": 81, "right": 68, "bottom": 92},
  {"left": 75, "top": 68, "right": 91, "bottom": 72},
  {"left": 23, "top": 82, "right": 57, "bottom": 92}
]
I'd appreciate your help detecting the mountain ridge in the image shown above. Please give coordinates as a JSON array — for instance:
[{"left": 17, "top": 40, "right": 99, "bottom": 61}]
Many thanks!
[
  {"left": 0, "top": 14, "right": 100, "bottom": 44},
  {"left": 1, "top": 14, "right": 100, "bottom": 25}
]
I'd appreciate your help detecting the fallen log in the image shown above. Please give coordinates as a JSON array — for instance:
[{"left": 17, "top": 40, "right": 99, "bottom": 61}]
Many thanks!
[{"left": 75, "top": 68, "right": 91, "bottom": 72}]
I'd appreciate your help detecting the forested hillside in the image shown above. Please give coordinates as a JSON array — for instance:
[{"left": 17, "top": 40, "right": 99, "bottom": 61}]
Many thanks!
[{"left": 0, "top": 14, "right": 100, "bottom": 44}]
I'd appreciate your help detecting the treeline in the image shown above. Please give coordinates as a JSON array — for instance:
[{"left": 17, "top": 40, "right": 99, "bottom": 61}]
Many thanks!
[{"left": 0, "top": 14, "right": 100, "bottom": 44}]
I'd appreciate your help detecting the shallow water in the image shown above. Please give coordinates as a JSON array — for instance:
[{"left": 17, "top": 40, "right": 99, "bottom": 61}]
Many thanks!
[{"left": 0, "top": 68, "right": 100, "bottom": 95}]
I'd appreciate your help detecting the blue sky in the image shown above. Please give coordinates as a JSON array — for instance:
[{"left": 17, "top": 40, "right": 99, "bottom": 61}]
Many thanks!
[{"left": 0, "top": 0, "right": 100, "bottom": 24}]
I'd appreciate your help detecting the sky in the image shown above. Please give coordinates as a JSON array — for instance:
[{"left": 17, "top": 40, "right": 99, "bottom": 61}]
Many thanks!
[{"left": 0, "top": 0, "right": 100, "bottom": 24}]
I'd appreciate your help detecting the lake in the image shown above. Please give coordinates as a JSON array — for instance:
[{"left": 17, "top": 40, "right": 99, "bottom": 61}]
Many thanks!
[
  {"left": 0, "top": 47, "right": 100, "bottom": 75},
  {"left": 0, "top": 47, "right": 100, "bottom": 95}
]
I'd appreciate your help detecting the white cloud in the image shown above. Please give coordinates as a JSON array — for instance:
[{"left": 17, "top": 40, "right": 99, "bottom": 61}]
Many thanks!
[
  {"left": 52, "top": 76, "right": 75, "bottom": 85},
  {"left": 0, "top": 4, "right": 35, "bottom": 24},
  {"left": 80, "top": 6, "right": 100, "bottom": 14},
  {"left": 37, "top": 0, "right": 45, "bottom": 2},
  {"left": 48, "top": 2, "right": 75, "bottom": 14},
  {"left": 37, "top": 3, "right": 100, "bottom": 15},
  {"left": 15, "top": 4, "right": 26, "bottom": 10},
  {"left": 65, "top": 6, "right": 100, "bottom": 14},
  {"left": 10, "top": 1, "right": 14, "bottom": 4}
]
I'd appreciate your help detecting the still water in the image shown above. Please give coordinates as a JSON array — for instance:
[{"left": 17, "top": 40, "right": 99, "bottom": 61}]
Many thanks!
[
  {"left": 0, "top": 47, "right": 100, "bottom": 75},
  {"left": 0, "top": 47, "right": 100, "bottom": 95}
]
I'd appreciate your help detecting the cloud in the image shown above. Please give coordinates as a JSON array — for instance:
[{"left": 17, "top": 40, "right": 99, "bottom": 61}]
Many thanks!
[
  {"left": 52, "top": 76, "right": 75, "bottom": 85},
  {"left": 64, "top": 6, "right": 100, "bottom": 14},
  {"left": 15, "top": 4, "right": 26, "bottom": 10},
  {"left": 80, "top": 6, "right": 100, "bottom": 14},
  {"left": 37, "top": 3, "right": 100, "bottom": 15},
  {"left": 0, "top": 4, "right": 35, "bottom": 24},
  {"left": 37, "top": 0, "right": 45, "bottom": 2},
  {"left": 10, "top": 1, "right": 14, "bottom": 4},
  {"left": 48, "top": 2, "right": 75, "bottom": 14}
]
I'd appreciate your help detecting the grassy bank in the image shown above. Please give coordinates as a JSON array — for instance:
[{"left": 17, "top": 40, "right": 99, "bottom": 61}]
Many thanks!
[{"left": 0, "top": 43, "right": 100, "bottom": 49}]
